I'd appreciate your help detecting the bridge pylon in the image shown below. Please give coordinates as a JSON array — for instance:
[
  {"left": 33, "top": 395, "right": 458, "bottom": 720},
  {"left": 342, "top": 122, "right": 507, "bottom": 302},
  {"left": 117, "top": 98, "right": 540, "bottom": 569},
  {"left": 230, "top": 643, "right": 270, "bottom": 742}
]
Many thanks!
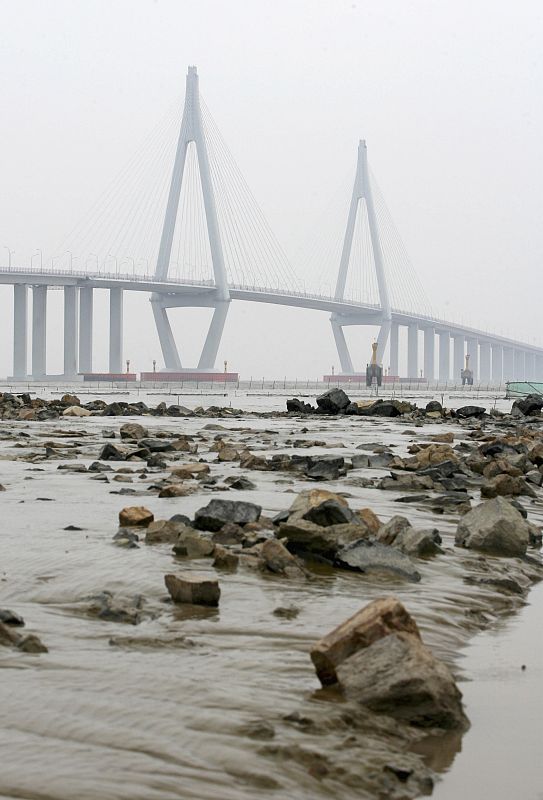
[
  {"left": 152, "top": 65, "right": 229, "bottom": 371},
  {"left": 331, "top": 139, "right": 392, "bottom": 373}
]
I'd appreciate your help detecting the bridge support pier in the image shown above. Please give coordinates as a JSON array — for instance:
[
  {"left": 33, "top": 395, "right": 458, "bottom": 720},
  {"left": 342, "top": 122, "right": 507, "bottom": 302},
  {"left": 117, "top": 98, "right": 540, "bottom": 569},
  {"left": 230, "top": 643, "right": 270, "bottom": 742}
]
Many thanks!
[
  {"left": 198, "top": 302, "right": 230, "bottom": 369},
  {"left": 407, "top": 324, "right": 418, "bottom": 379},
  {"left": 453, "top": 336, "right": 464, "bottom": 384},
  {"left": 13, "top": 284, "right": 28, "bottom": 378},
  {"left": 63, "top": 286, "right": 79, "bottom": 378},
  {"left": 438, "top": 332, "right": 450, "bottom": 382},
  {"left": 491, "top": 344, "right": 503, "bottom": 384},
  {"left": 423, "top": 327, "right": 434, "bottom": 380},
  {"left": 514, "top": 349, "right": 525, "bottom": 381},
  {"left": 109, "top": 288, "right": 123, "bottom": 374},
  {"left": 525, "top": 352, "right": 536, "bottom": 382},
  {"left": 503, "top": 347, "right": 514, "bottom": 380},
  {"left": 466, "top": 338, "right": 478, "bottom": 382},
  {"left": 79, "top": 287, "right": 93, "bottom": 374},
  {"left": 32, "top": 285, "right": 47, "bottom": 378},
  {"left": 479, "top": 342, "right": 491, "bottom": 383},
  {"left": 330, "top": 318, "right": 354, "bottom": 374},
  {"left": 536, "top": 355, "right": 543, "bottom": 381},
  {"left": 389, "top": 322, "right": 399, "bottom": 377}
]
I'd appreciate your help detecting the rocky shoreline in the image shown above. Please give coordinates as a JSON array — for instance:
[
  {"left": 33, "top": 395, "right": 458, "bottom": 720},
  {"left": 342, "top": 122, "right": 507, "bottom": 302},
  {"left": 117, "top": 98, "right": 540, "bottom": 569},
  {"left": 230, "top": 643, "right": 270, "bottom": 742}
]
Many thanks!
[{"left": 1, "top": 387, "right": 542, "bottom": 798}]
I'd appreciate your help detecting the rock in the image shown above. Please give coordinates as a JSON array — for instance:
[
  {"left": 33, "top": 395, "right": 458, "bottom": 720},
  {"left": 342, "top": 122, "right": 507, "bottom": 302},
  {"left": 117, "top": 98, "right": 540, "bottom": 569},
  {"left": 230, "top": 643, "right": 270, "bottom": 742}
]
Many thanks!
[
  {"left": 273, "top": 605, "right": 300, "bottom": 619},
  {"left": 316, "top": 388, "right": 351, "bottom": 414},
  {"left": 164, "top": 573, "right": 220, "bottom": 606},
  {"left": 211, "top": 523, "right": 246, "bottom": 545},
  {"left": 120, "top": 422, "right": 148, "bottom": 440},
  {"left": 456, "top": 405, "right": 486, "bottom": 419},
  {"left": 338, "top": 633, "right": 465, "bottom": 729},
  {"left": 172, "top": 528, "right": 215, "bottom": 558},
  {"left": 279, "top": 519, "right": 368, "bottom": 560},
  {"left": 376, "top": 515, "right": 412, "bottom": 545},
  {"left": 355, "top": 508, "right": 381, "bottom": 535},
  {"left": 258, "top": 539, "right": 307, "bottom": 578},
  {"left": 286, "top": 398, "right": 315, "bottom": 414},
  {"left": 310, "top": 597, "right": 466, "bottom": 729},
  {"left": 310, "top": 596, "right": 421, "bottom": 685},
  {"left": 118, "top": 506, "right": 154, "bottom": 528},
  {"left": 303, "top": 499, "right": 357, "bottom": 527},
  {"left": 288, "top": 489, "right": 348, "bottom": 519},
  {"left": 378, "top": 474, "right": 434, "bottom": 492},
  {"left": 0, "top": 609, "right": 25, "bottom": 626},
  {"left": 227, "top": 476, "right": 257, "bottom": 490},
  {"left": 217, "top": 445, "right": 239, "bottom": 462},
  {"left": 99, "top": 443, "right": 126, "bottom": 461},
  {"left": 528, "top": 443, "right": 543, "bottom": 466},
  {"left": 17, "top": 634, "right": 48, "bottom": 653},
  {"left": 213, "top": 545, "right": 239, "bottom": 570},
  {"left": 62, "top": 405, "right": 92, "bottom": 417},
  {"left": 158, "top": 484, "right": 195, "bottom": 498},
  {"left": 425, "top": 400, "right": 443, "bottom": 414},
  {"left": 145, "top": 519, "right": 187, "bottom": 544},
  {"left": 335, "top": 540, "right": 421, "bottom": 582},
  {"left": 194, "top": 499, "right": 262, "bottom": 531},
  {"left": 393, "top": 528, "right": 442, "bottom": 557},
  {"left": 429, "top": 432, "right": 454, "bottom": 443},
  {"left": 170, "top": 463, "right": 211, "bottom": 478},
  {"left": 88, "top": 591, "right": 145, "bottom": 624},
  {"left": 481, "top": 474, "right": 536, "bottom": 499},
  {"left": 305, "top": 455, "right": 345, "bottom": 481},
  {"left": 60, "top": 393, "right": 80, "bottom": 406},
  {"left": 112, "top": 528, "right": 139, "bottom": 547},
  {"left": 512, "top": 394, "right": 543, "bottom": 416},
  {"left": 455, "top": 496, "right": 530, "bottom": 556}
]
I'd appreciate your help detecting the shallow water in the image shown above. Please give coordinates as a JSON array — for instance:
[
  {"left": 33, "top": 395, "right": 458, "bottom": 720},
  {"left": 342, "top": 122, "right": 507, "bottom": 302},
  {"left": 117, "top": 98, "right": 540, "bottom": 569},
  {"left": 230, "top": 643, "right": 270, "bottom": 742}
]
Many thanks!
[{"left": 0, "top": 402, "right": 540, "bottom": 799}]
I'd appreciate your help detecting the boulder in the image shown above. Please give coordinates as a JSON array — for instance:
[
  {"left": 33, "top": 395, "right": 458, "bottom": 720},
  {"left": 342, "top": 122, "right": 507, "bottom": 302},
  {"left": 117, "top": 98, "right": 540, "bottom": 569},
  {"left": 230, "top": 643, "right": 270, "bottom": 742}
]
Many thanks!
[
  {"left": 164, "top": 573, "right": 220, "bottom": 606},
  {"left": 217, "top": 445, "right": 239, "bottom": 462},
  {"left": 305, "top": 455, "right": 345, "bottom": 481},
  {"left": 99, "top": 443, "right": 126, "bottom": 461},
  {"left": 392, "top": 527, "right": 442, "bottom": 557},
  {"left": 303, "top": 499, "right": 357, "bottom": 527},
  {"left": 455, "top": 405, "right": 486, "bottom": 419},
  {"left": 279, "top": 519, "right": 368, "bottom": 560},
  {"left": 120, "top": 422, "right": 149, "bottom": 440},
  {"left": 511, "top": 394, "right": 543, "bottom": 416},
  {"left": 170, "top": 463, "right": 210, "bottom": 478},
  {"left": 286, "top": 398, "right": 315, "bottom": 414},
  {"left": 227, "top": 476, "right": 257, "bottom": 491},
  {"left": 288, "top": 489, "right": 348, "bottom": 520},
  {"left": 118, "top": 506, "right": 154, "bottom": 528},
  {"left": 334, "top": 540, "right": 421, "bottom": 582},
  {"left": 310, "top": 596, "right": 421, "bottom": 685},
  {"left": 376, "top": 515, "right": 412, "bottom": 545},
  {"left": 310, "top": 597, "right": 466, "bottom": 730},
  {"left": 0, "top": 609, "right": 25, "bottom": 626},
  {"left": 258, "top": 539, "right": 307, "bottom": 578},
  {"left": 194, "top": 499, "right": 262, "bottom": 531},
  {"left": 213, "top": 545, "right": 239, "bottom": 570},
  {"left": 425, "top": 400, "right": 443, "bottom": 414},
  {"left": 145, "top": 519, "right": 187, "bottom": 544},
  {"left": 480, "top": 474, "right": 536, "bottom": 499},
  {"left": 316, "top": 388, "right": 351, "bottom": 414},
  {"left": 355, "top": 508, "right": 381, "bottom": 535},
  {"left": 60, "top": 393, "right": 80, "bottom": 406},
  {"left": 158, "top": 484, "right": 195, "bottom": 498},
  {"left": 172, "top": 528, "right": 215, "bottom": 558},
  {"left": 455, "top": 496, "right": 530, "bottom": 556},
  {"left": 62, "top": 405, "right": 92, "bottom": 417}
]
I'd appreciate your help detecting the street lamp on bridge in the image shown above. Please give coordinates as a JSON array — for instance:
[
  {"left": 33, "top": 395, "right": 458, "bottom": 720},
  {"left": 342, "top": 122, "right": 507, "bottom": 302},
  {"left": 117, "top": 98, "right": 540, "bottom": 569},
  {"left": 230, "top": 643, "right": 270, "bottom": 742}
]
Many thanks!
[
  {"left": 31, "top": 249, "right": 43, "bottom": 269},
  {"left": 3, "top": 246, "right": 14, "bottom": 268}
]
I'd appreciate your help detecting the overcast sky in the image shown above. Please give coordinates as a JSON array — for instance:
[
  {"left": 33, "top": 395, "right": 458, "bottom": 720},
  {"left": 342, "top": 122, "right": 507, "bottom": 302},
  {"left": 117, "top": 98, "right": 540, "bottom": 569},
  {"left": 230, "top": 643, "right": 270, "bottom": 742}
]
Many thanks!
[{"left": 1, "top": 0, "right": 542, "bottom": 379}]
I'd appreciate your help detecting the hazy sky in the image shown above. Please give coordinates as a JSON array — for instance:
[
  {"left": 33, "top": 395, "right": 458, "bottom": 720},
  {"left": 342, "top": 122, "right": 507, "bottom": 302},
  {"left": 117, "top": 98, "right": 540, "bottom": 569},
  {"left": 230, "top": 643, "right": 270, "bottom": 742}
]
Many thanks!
[{"left": 1, "top": 0, "right": 542, "bottom": 379}]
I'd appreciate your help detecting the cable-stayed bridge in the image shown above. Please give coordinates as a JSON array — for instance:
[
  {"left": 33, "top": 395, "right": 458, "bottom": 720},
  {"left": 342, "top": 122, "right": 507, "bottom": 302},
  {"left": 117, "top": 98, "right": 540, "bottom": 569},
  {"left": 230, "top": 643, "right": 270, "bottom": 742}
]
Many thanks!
[{"left": 3, "top": 66, "right": 542, "bottom": 383}]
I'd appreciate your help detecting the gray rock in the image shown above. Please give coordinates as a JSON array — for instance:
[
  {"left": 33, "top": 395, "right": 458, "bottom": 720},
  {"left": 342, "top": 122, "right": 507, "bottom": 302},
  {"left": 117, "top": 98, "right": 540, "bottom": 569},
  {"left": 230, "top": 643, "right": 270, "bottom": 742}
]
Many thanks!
[
  {"left": 279, "top": 519, "right": 368, "bottom": 560},
  {"left": 0, "top": 609, "right": 25, "bottom": 626},
  {"left": 393, "top": 528, "right": 442, "bottom": 557},
  {"left": 334, "top": 540, "right": 421, "bottom": 582},
  {"left": 194, "top": 499, "right": 262, "bottom": 531},
  {"left": 120, "top": 422, "right": 148, "bottom": 440},
  {"left": 303, "top": 499, "right": 357, "bottom": 527},
  {"left": 455, "top": 496, "right": 530, "bottom": 556},
  {"left": 456, "top": 405, "right": 486, "bottom": 419},
  {"left": 316, "top": 388, "right": 350, "bottom": 414}
]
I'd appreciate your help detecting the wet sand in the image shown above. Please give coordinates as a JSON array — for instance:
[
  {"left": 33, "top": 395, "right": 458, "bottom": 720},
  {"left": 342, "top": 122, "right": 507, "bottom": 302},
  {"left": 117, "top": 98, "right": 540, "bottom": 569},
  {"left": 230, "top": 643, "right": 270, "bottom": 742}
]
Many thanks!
[{"left": 0, "top": 391, "right": 541, "bottom": 799}]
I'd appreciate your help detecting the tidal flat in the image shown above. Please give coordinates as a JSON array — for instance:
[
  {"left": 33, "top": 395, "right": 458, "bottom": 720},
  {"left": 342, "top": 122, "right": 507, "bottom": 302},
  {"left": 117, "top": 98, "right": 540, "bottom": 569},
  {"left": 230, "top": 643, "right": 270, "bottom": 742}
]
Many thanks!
[{"left": 0, "top": 389, "right": 542, "bottom": 799}]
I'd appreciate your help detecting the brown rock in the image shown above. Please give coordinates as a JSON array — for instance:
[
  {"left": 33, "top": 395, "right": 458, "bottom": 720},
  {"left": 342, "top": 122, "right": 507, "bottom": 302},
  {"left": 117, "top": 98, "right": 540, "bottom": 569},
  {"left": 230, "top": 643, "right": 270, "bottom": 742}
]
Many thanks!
[
  {"left": 145, "top": 519, "right": 187, "bottom": 544},
  {"left": 173, "top": 529, "right": 215, "bottom": 558},
  {"left": 164, "top": 573, "right": 220, "bottom": 606},
  {"left": 170, "top": 463, "right": 210, "bottom": 479},
  {"left": 213, "top": 544, "right": 240, "bottom": 570},
  {"left": 279, "top": 519, "right": 366, "bottom": 559},
  {"left": 118, "top": 506, "right": 154, "bottom": 527},
  {"left": 310, "top": 596, "right": 420, "bottom": 686},
  {"left": 482, "top": 459, "right": 523, "bottom": 479},
  {"left": 428, "top": 432, "right": 454, "bottom": 444},
  {"left": 120, "top": 422, "right": 148, "bottom": 440},
  {"left": 258, "top": 539, "right": 307, "bottom": 578},
  {"left": 355, "top": 508, "right": 381, "bottom": 535},
  {"left": 481, "top": 474, "right": 536, "bottom": 499},
  {"left": 158, "top": 484, "right": 195, "bottom": 498},
  {"left": 217, "top": 445, "right": 239, "bottom": 462}
]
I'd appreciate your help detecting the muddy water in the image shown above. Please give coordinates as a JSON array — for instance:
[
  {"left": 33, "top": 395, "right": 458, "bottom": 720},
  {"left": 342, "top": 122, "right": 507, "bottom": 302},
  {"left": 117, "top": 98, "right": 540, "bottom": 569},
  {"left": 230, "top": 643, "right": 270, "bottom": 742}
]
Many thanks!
[{"left": 0, "top": 407, "right": 540, "bottom": 799}]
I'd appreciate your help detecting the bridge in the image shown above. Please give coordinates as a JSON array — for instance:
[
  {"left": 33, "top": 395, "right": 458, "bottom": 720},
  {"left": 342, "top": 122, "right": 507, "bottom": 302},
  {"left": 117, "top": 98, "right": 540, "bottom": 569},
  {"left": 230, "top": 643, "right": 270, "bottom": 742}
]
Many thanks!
[{"left": 3, "top": 66, "right": 542, "bottom": 384}]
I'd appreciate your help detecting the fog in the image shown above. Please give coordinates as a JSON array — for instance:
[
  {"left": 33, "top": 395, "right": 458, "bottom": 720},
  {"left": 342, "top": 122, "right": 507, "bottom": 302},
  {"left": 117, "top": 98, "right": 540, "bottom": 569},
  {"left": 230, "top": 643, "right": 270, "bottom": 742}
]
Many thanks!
[{"left": 1, "top": 0, "right": 542, "bottom": 379}]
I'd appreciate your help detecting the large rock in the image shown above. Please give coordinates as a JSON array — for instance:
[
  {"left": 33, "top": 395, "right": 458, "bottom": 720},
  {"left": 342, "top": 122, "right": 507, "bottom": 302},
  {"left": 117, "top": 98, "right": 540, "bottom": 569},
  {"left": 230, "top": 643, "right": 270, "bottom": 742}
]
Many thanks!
[
  {"left": 194, "top": 499, "right": 262, "bottom": 531},
  {"left": 310, "top": 596, "right": 421, "bottom": 685},
  {"left": 455, "top": 496, "right": 530, "bottom": 556},
  {"left": 316, "top": 388, "right": 350, "bottom": 414},
  {"left": 164, "top": 573, "right": 220, "bottom": 606},
  {"left": 258, "top": 539, "right": 307, "bottom": 578},
  {"left": 288, "top": 489, "right": 349, "bottom": 520},
  {"left": 279, "top": 519, "right": 368, "bottom": 559},
  {"left": 310, "top": 597, "right": 466, "bottom": 730},
  {"left": 455, "top": 405, "right": 486, "bottom": 419},
  {"left": 172, "top": 529, "right": 215, "bottom": 558},
  {"left": 335, "top": 539, "right": 421, "bottom": 582},
  {"left": 481, "top": 474, "right": 536, "bottom": 499},
  {"left": 303, "top": 499, "right": 357, "bottom": 527},
  {"left": 305, "top": 455, "right": 345, "bottom": 481},
  {"left": 145, "top": 519, "right": 188, "bottom": 544},
  {"left": 286, "top": 398, "right": 315, "bottom": 414},
  {"left": 512, "top": 394, "right": 543, "bottom": 416},
  {"left": 63, "top": 405, "right": 92, "bottom": 417},
  {"left": 119, "top": 506, "right": 154, "bottom": 528},
  {"left": 120, "top": 422, "right": 148, "bottom": 440}
]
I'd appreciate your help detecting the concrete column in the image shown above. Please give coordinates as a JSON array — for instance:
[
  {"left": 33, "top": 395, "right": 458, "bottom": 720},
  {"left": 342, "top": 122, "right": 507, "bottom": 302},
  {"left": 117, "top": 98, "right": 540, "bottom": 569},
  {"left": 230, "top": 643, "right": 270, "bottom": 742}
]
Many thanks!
[
  {"left": 438, "top": 332, "right": 450, "bottom": 382},
  {"left": 79, "top": 287, "right": 93, "bottom": 374},
  {"left": 389, "top": 322, "right": 399, "bottom": 377},
  {"left": 503, "top": 347, "right": 515, "bottom": 381},
  {"left": 407, "top": 324, "right": 418, "bottom": 379},
  {"left": 525, "top": 353, "right": 536, "bottom": 382},
  {"left": 13, "top": 284, "right": 28, "bottom": 378},
  {"left": 453, "top": 336, "right": 464, "bottom": 384},
  {"left": 479, "top": 342, "right": 491, "bottom": 383},
  {"left": 466, "top": 338, "right": 479, "bottom": 382},
  {"left": 32, "top": 285, "right": 47, "bottom": 378},
  {"left": 514, "top": 350, "right": 525, "bottom": 381},
  {"left": 109, "top": 288, "right": 123, "bottom": 374},
  {"left": 535, "top": 355, "right": 543, "bottom": 380},
  {"left": 423, "top": 327, "right": 435, "bottom": 380},
  {"left": 491, "top": 344, "right": 503, "bottom": 385},
  {"left": 63, "top": 286, "right": 78, "bottom": 377}
]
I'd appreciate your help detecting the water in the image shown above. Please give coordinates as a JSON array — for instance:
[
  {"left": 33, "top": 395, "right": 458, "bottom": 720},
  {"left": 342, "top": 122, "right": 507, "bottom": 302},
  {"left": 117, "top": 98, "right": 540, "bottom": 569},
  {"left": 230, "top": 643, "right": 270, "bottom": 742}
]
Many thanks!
[{"left": 0, "top": 391, "right": 540, "bottom": 798}]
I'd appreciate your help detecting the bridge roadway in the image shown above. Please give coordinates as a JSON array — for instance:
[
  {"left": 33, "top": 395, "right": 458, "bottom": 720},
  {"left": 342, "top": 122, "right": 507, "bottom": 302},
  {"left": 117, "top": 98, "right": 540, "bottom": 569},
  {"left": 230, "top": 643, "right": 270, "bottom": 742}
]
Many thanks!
[{"left": 2, "top": 266, "right": 542, "bottom": 382}]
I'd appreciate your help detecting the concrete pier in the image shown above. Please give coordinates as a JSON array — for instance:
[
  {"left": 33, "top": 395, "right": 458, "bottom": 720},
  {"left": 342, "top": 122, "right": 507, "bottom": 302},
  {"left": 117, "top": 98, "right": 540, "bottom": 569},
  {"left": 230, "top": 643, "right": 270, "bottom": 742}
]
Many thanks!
[
  {"left": 407, "top": 324, "right": 418, "bottom": 379},
  {"left": 31, "top": 285, "right": 47, "bottom": 378},
  {"left": 109, "top": 288, "right": 123, "bottom": 374},
  {"left": 79, "top": 287, "right": 93, "bottom": 373},
  {"left": 63, "top": 286, "right": 79, "bottom": 378},
  {"left": 13, "top": 284, "right": 28, "bottom": 378},
  {"left": 453, "top": 336, "right": 464, "bottom": 383},
  {"left": 466, "top": 338, "right": 479, "bottom": 382},
  {"left": 438, "top": 332, "right": 450, "bottom": 382},
  {"left": 389, "top": 322, "right": 399, "bottom": 376},
  {"left": 479, "top": 341, "right": 491, "bottom": 382},
  {"left": 491, "top": 344, "right": 503, "bottom": 384},
  {"left": 423, "top": 327, "right": 434, "bottom": 380}
]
